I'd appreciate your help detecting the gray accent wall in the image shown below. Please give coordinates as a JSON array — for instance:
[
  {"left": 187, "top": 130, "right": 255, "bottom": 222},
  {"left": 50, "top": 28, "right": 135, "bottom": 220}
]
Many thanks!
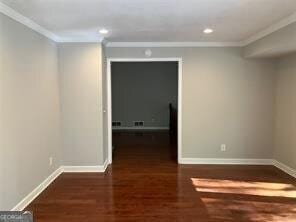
[
  {"left": 274, "top": 53, "right": 296, "bottom": 170},
  {"left": 106, "top": 47, "right": 276, "bottom": 159},
  {"left": 0, "top": 13, "right": 61, "bottom": 210},
  {"left": 111, "top": 62, "right": 178, "bottom": 128}
]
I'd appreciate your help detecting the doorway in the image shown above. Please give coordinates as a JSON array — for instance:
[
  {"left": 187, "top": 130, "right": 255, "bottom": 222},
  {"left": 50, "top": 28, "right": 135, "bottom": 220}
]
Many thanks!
[{"left": 107, "top": 58, "right": 182, "bottom": 164}]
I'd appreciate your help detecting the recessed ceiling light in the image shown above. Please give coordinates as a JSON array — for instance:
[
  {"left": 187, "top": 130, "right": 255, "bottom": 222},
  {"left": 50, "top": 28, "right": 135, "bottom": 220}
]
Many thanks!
[
  {"left": 99, "top": 29, "right": 109, "bottom": 34},
  {"left": 203, "top": 28, "right": 213, "bottom": 34}
]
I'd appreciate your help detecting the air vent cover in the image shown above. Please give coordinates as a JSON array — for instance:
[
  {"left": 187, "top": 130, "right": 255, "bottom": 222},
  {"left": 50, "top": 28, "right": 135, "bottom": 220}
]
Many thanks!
[
  {"left": 134, "top": 121, "right": 144, "bottom": 127},
  {"left": 112, "top": 121, "right": 122, "bottom": 127}
]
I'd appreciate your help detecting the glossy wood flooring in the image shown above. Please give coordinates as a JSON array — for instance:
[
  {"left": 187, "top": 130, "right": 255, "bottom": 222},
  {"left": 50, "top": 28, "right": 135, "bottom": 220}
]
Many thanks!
[{"left": 26, "top": 131, "right": 296, "bottom": 221}]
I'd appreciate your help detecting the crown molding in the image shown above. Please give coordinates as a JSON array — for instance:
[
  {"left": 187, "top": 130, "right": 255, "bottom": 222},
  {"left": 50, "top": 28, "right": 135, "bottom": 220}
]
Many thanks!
[
  {"left": 106, "top": 41, "right": 244, "bottom": 48},
  {"left": 243, "top": 11, "right": 296, "bottom": 46},
  {"left": 0, "top": 2, "right": 59, "bottom": 42},
  {"left": 0, "top": 2, "right": 103, "bottom": 43},
  {"left": 1, "top": 1, "right": 296, "bottom": 46},
  {"left": 56, "top": 37, "right": 104, "bottom": 43}
]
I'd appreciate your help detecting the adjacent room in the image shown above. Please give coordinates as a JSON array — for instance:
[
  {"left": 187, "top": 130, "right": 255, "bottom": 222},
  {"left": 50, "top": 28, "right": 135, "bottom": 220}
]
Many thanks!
[
  {"left": 0, "top": 0, "right": 296, "bottom": 221},
  {"left": 111, "top": 61, "right": 179, "bottom": 164}
]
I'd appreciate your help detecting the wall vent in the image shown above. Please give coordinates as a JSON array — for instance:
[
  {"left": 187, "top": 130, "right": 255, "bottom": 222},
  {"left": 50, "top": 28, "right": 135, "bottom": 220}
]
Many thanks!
[
  {"left": 112, "top": 121, "right": 122, "bottom": 127},
  {"left": 134, "top": 121, "right": 144, "bottom": 127}
]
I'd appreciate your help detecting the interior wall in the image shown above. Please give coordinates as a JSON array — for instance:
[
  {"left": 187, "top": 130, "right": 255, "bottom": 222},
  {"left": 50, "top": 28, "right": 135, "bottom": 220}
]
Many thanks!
[
  {"left": 274, "top": 53, "right": 296, "bottom": 170},
  {"left": 58, "top": 43, "right": 105, "bottom": 166},
  {"left": 111, "top": 62, "right": 178, "bottom": 128},
  {"left": 0, "top": 13, "right": 61, "bottom": 210},
  {"left": 106, "top": 47, "right": 276, "bottom": 160}
]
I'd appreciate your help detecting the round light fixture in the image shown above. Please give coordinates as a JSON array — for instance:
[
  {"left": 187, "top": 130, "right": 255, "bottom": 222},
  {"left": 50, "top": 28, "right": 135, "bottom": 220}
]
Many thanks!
[
  {"left": 99, "top": 29, "right": 109, "bottom": 34},
  {"left": 203, "top": 28, "right": 213, "bottom": 34}
]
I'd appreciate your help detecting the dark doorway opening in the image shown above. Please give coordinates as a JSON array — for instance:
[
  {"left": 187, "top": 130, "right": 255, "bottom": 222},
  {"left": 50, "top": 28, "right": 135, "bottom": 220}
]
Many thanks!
[{"left": 111, "top": 61, "right": 178, "bottom": 164}]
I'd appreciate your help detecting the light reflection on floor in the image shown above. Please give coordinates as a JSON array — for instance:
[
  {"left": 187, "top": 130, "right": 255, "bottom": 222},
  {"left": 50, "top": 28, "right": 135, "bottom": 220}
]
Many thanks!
[
  {"left": 191, "top": 178, "right": 296, "bottom": 222},
  {"left": 192, "top": 179, "right": 296, "bottom": 198}
]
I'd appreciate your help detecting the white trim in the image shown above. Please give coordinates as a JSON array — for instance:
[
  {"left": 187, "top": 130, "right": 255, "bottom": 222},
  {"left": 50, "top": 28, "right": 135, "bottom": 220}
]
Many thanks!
[
  {"left": 62, "top": 166, "right": 105, "bottom": 172},
  {"left": 107, "top": 58, "right": 183, "bottom": 164},
  {"left": 107, "top": 59, "right": 112, "bottom": 164},
  {"left": 243, "top": 12, "right": 296, "bottom": 45},
  {"left": 103, "top": 158, "right": 109, "bottom": 172},
  {"left": 177, "top": 59, "right": 183, "bottom": 164},
  {"left": 62, "top": 159, "right": 109, "bottom": 173},
  {"left": 106, "top": 42, "right": 244, "bottom": 48},
  {"left": 0, "top": 2, "right": 59, "bottom": 42},
  {"left": 113, "top": 127, "right": 169, "bottom": 130},
  {"left": 108, "top": 58, "right": 183, "bottom": 62},
  {"left": 273, "top": 160, "right": 296, "bottom": 179},
  {"left": 56, "top": 37, "right": 104, "bottom": 43},
  {"left": 11, "top": 167, "right": 63, "bottom": 211},
  {"left": 179, "top": 158, "right": 273, "bottom": 165}
]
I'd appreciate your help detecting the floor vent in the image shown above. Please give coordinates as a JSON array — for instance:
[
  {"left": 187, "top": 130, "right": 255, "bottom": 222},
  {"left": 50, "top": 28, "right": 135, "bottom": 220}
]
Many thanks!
[
  {"left": 112, "top": 121, "right": 122, "bottom": 127},
  {"left": 134, "top": 121, "right": 144, "bottom": 127}
]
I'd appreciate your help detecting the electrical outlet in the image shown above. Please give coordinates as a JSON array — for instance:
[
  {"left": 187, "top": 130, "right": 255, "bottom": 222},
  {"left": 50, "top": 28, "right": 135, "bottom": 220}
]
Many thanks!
[
  {"left": 49, "top": 157, "right": 53, "bottom": 166},
  {"left": 221, "top": 144, "right": 226, "bottom": 152}
]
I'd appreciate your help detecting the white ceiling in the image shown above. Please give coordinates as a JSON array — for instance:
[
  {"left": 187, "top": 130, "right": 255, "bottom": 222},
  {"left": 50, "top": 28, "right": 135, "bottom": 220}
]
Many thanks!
[{"left": 1, "top": 0, "right": 296, "bottom": 44}]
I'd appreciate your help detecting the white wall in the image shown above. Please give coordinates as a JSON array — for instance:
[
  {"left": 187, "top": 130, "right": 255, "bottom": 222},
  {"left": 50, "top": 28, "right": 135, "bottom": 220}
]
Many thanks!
[
  {"left": 0, "top": 13, "right": 61, "bottom": 210},
  {"left": 111, "top": 62, "right": 178, "bottom": 128},
  {"left": 106, "top": 47, "right": 276, "bottom": 159},
  {"left": 274, "top": 53, "right": 296, "bottom": 170},
  {"left": 58, "top": 43, "right": 105, "bottom": 166}
]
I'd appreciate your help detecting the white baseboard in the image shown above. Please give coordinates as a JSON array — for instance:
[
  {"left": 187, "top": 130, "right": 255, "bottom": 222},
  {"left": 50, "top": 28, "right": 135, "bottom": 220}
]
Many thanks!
[
  {"left": 273, "top": 160, "right": 296, "bottom": 178},
  {"left": 179, "top": 158, "right": 273, "bottom": 165},
  {"left": 62, "top": 159, "right": 109, "bottom": 173},
  {"left": 11, "top": 166, "right": 63, "bottom": 211},
  {"left": 179, "top": 158, "right": 296, "bottom": 179},
  {"left": 12, "top": 159, "right": 109, "bottom": 211},
  {"left": 103, "top": 159, "right": 109, "bottom": 172},
  {"left": 112, "top": 126, "right": 169, "bottom": 130},
  {"left": 62, "top": 166, "right": 104, "bottom": 172}
]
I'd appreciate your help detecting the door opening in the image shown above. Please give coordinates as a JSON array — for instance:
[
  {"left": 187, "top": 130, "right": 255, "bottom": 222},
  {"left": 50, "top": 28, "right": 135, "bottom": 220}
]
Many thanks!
[{"left": 107, "top": 58, "right": 182, "bottom": 165}]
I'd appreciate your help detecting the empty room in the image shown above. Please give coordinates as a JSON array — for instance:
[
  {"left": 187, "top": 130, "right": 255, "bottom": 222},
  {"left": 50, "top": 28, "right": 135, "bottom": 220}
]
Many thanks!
[{"left": 0, "top": 0, "right": 296, "bottom": 221}]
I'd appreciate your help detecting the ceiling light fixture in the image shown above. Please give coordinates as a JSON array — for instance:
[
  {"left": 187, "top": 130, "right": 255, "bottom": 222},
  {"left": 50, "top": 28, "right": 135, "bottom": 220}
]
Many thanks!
[
  {"left": 203, "top": 28, "right": 213, "bottom": 34},
  {"left": 99, "top": 29, "right": 109, "bottom": 34}
]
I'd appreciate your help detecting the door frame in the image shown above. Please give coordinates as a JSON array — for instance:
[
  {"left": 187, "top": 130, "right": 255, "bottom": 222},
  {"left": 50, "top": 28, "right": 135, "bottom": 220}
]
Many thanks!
[{"left": 106, "top": 58, "right": 183, "bottom": 164}]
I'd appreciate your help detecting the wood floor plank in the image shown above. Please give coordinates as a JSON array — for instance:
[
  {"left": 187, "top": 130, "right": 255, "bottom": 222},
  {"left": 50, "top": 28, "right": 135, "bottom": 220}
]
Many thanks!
[{"left": 26, "top": 131, "right": 296, "bottom": 221}]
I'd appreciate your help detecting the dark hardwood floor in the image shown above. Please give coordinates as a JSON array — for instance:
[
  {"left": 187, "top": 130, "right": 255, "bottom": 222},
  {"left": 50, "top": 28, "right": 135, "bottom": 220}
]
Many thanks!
[{"left": 26, "top": 131, "right": 296, "bottom": 221}]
